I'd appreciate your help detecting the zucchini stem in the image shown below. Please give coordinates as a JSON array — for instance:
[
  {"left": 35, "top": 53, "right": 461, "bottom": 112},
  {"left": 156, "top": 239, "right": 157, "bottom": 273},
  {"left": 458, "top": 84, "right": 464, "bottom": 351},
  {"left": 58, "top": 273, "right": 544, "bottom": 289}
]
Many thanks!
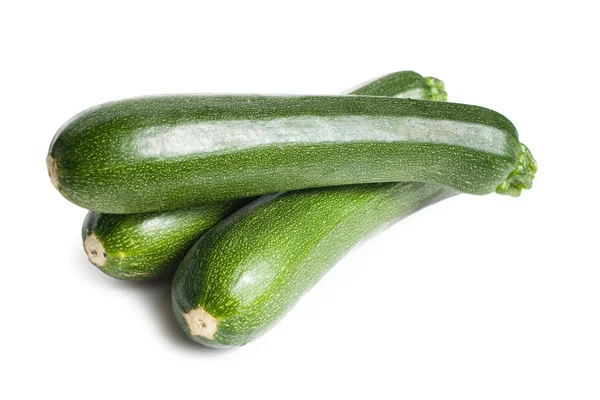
[
  {"left": 424, "top": 76, "right": 448, "bottom": 102},
  {"left": 495, "top": 143, "right": 537, "bottom": 197}
]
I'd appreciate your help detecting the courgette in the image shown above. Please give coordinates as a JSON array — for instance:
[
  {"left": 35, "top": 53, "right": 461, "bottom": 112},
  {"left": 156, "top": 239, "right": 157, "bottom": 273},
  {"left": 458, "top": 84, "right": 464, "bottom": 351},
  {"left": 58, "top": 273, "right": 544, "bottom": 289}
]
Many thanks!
[
  {"left": 347, "top": 71, "right": 447, "bottom": 101},
  {"left": 82, "top": 200, "right": 247, "bottom": 279},
  {"left": 79, "top": 72, "right": 442, "bottom": 280},
  {"left": 47, "top": 93, "right": 535, "bottom": 214},
  {"left": 172, "top": 182, "right": 458, "bottom": 347}
]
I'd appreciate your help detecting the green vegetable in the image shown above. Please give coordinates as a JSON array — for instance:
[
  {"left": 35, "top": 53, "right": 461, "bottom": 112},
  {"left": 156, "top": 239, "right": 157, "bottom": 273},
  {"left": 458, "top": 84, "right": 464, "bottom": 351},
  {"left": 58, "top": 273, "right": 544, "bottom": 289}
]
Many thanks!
[
  {"left": 172, "top": 182, "right": 458, "bottom": 347},
  {"left": 79, "top": 71, "right": 442, "bottom": 280},
  {"left": 82, "top": 200, "right": 247, "bottom": 279},
  {"left": 348, "top": 71, "right": 447, "bottom": 100},
  {"left": 47, "top": 93, "right": 535, "bottom": 214}
]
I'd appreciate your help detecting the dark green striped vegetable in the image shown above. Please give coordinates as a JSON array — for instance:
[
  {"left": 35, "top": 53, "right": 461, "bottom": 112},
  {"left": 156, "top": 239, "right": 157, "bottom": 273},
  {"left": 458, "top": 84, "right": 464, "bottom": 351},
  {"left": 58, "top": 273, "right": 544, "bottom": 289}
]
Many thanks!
[
  {"left": 172, "top": 182, "right": 458, "bottom": 347},
  {"left": 79, "top": 72, "right": 442, "bottom": 280},
  {"left": 47, "top": 93, "right": 534, "bottom": 214}
]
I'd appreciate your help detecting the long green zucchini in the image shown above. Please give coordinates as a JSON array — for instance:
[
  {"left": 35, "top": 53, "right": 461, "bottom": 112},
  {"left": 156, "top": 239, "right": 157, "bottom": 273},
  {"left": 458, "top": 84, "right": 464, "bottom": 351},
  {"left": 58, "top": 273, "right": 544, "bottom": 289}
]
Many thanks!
[
  {"left": 347, "top": 71, "right": 447, "bottom": 100},
  {"left": 47, "top": 91, "right": 535, "bottom": 214},
  {"left": 81, "top": 200, "right": 248, "bottom": 279},
  {"left": 172, "top": 182, "right": 458, "bottom": 347},
  {"left": 80, "top": 72, "right": 444, "bottom": 280}
]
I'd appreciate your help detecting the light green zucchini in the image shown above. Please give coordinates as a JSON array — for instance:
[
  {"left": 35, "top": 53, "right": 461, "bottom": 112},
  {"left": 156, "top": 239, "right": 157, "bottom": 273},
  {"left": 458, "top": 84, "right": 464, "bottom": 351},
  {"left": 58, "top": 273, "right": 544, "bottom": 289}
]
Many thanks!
[
  {"left": 347, "top": 71, "right": 447, "bottom": 100},
  {"left": 82, "top": 200, "right": 248, "bottom": 279}
]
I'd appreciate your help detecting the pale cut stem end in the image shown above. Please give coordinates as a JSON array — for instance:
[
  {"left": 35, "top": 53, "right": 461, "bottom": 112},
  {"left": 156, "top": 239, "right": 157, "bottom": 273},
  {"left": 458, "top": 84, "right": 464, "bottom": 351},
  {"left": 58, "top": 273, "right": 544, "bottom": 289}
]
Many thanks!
[
  {"left": 184, "top": 306, "right": 219, "bottom": 339},
  {"left": 46, "top": 154, "right": 60, "bottom": 191},
  {"left": 424, "top": 76, "right": 448, "bottom": 102},
  {"left": 496, "top": 143, "right": 538, "bottom": 197},
  {"left": 84, "top": 234, "right": 107, "bottom": 267}
]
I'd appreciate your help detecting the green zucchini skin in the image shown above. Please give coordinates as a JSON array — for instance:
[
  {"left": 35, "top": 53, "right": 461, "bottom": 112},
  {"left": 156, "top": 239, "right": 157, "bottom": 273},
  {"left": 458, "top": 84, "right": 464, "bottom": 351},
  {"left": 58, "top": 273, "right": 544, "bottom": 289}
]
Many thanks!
[
  {"left": 48, "top": 95, "right": 528, "bottom": 214},
  {"left": 81, "top": 200, "right": 247, "bottom": 280},
  {"left": 348, "top": 71, "right": 448, "bottom": 101},
  {"left": 172, "top": 182, "right": 458, "bottom": 347},
  {"left": 78, "top": 72, "right": 443, "bottom": 280}
]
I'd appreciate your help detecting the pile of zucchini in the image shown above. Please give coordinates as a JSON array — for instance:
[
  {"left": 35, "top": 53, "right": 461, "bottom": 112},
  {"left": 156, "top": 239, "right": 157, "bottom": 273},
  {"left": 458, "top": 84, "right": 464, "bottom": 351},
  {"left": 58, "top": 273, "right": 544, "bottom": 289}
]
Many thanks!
[{"left": 47, "top": 71, "right": 537, "bottom": 348}]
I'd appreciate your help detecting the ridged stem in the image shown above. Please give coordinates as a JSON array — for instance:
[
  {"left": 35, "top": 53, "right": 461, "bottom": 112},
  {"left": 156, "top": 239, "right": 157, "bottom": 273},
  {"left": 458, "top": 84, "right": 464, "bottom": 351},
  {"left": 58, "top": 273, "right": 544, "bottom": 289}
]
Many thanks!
[
  {"left": 424, "top": 76, "right": 448, "bottom": 101},
  {"left": 495, "top": 143, "right": 538, "bottom": 197}
]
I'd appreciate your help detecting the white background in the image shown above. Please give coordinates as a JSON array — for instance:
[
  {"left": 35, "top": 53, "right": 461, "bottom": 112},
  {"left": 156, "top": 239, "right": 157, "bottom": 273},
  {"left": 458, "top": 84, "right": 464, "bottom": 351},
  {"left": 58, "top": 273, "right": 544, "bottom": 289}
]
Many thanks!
[{"left": 1, "top": 1, "right": 598, "bottom": 399}]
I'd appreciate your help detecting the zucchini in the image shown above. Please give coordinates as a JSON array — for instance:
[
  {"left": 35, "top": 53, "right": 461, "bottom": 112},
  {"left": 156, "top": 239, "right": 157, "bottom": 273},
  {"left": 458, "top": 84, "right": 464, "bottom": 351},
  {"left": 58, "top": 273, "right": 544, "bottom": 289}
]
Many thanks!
[
  {"left": 47, "top": 93, "right": 535, "bottom": 214},
  {"left": 347, "top": 71, "right": 447, "bottom": 101},
  {"left": 172, "top": 182, "right": 458, "bottom": 347},
  {"left": 81, "top": 200, "right": 248, "bottom": 279},
  {"left": 79, "top": 72, "right": 441, "bottom": 280}
]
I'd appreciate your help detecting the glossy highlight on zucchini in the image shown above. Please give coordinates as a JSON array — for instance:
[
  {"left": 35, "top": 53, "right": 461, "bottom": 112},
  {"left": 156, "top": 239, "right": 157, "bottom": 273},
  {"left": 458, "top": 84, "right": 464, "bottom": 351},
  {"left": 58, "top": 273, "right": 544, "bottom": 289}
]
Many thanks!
[
  {"left": 79, "top": 72, "right": 442, "bottom": 280},
  {"left": 172, "top": 182, "right": 458, "bottom": 347},
  {"left": 47, "top": 94, "right": 535, "bottom": 214}
]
